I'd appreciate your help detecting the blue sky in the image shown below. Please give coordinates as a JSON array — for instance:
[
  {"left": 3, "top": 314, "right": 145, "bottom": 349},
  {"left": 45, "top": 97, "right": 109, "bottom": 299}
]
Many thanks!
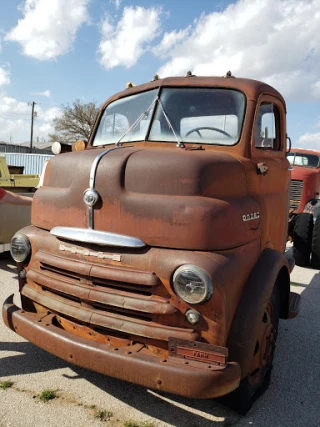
[{"left": 0, "top": 0, "right": 320, "bottom": 150}]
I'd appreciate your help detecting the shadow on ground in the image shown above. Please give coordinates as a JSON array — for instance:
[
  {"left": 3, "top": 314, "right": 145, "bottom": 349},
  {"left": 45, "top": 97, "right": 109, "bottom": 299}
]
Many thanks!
[{"left": 0, "top": 252, "right": 18, "bottom": 276}]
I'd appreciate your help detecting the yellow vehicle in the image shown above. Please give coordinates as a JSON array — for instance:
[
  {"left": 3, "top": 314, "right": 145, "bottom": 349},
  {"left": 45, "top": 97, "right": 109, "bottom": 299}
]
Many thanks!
[{"left": 0, "top": 156, "right": 39, "bottom": 253}]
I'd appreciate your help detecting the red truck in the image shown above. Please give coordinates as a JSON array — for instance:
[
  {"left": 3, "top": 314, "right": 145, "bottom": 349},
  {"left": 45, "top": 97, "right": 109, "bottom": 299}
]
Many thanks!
[
  {"left": 287, "top": 148, "right": 320, "bottom": 267},
  {"left": 3, "top": 73, "right": 301, "bottom": 414}
]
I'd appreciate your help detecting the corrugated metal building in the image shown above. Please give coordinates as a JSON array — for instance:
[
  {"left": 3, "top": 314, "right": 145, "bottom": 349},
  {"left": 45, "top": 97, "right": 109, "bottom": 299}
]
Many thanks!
[
  {"left": 1, "top": 153, "right": 53, "bottom": 175},
  {"left": 0, "top": 142, "right": 52, "bottom": 154}
]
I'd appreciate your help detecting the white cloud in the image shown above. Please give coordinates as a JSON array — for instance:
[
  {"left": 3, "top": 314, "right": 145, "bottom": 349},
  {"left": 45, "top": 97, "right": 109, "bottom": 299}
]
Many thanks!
[
  {"left": 5, "top": 0, "right": 90, "bottom": 60},
  {"left": 312, "top": 81, "right": 320, "bottom": 99},
  {"left": 155, "top": 0, "right": 320, "bottom": 101},
  {"left": 31, "top": 90, "right": 51, "bottom": 97},
  {"left": 0, "top": 95, "right": 61, "bottom": 143},
  {"left": 0, "top": 95, "right": 29, "bottom": 116},
  {"left": 98, "top": 6, "right": 162, "bottom": 69},
  {"left": 295, "top": 132, "right": 320, "bottom": 151},
  {"left": 39, "top": 106, "right": 62, "bottom": 122},
  {"left": 152, "top": 27, "right": 191, "bottom": 58},
  {"left": 0, "top": 66, "right": 10, "bottom": 87}
]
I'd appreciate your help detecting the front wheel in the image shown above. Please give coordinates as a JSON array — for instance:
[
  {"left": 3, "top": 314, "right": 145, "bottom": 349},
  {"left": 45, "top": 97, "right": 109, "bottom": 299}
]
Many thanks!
[{"left": 218, "top": 285, "right": 280, "bottom": 415}]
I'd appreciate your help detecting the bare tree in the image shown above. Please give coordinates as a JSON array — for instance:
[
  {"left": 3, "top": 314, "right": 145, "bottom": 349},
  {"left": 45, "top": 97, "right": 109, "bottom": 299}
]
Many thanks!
[{"left": 49, "top": 99, "right": 100, "bottom": 144}]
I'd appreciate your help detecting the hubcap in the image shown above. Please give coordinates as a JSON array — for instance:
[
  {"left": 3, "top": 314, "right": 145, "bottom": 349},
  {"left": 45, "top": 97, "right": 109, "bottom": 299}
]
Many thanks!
[{"left": 249, "top": 301, "right": 275, "bottom": 386}]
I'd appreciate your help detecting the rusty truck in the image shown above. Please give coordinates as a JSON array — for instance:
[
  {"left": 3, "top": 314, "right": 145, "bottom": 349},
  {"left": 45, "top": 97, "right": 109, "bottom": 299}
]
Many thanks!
[
  {"left": 287, "top": 148, "right": 320, "bottom": 268},
  {"left": 3, "top": 73, "right": 301, "bottom": 414}
]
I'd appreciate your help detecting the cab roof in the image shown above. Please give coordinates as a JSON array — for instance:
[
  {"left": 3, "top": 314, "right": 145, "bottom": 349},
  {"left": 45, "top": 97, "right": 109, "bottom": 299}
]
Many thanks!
[
  {"left": 103, "top": 74, "right": 286, "bottom": 109},
  {"left": 290, "top": 147, "right": 320, "bottom": 156}
]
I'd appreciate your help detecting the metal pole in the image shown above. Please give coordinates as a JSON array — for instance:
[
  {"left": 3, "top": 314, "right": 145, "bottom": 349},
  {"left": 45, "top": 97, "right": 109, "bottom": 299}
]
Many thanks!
[
  {"left": 30, "top": 101, "right": 35, "bottom": 152},
  {"left": 29, "top": 101, "right": 36, "bottom": 153}
]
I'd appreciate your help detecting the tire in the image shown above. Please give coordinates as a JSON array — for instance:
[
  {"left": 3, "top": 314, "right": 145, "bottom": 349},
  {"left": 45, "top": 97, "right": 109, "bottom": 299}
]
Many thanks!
[
  {"left": 287, "top": 212, "right": 296, "bottom": 242},
  {"left": 311, "top": 216, "right": 320, "bottom": 269},
  {"left": 293, "top": 213, "right": 313, "bottom": 267},
  {"left": 217, "top": 285, "right": 280, "bottom": 415}
]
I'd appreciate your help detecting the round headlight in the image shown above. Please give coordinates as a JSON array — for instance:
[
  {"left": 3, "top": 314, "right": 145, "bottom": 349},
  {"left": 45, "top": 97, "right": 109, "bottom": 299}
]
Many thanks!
[
  {"left": 172, "top": 264, "right": 213, "bottom": 304},
  {"left": 10, "top": 234, "right": 31, "bottom": 263}
]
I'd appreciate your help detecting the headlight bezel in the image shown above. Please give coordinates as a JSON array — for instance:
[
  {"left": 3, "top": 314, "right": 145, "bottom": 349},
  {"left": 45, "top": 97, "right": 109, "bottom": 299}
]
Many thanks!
[
  {"left": 172, "top": 264, "right": 213, "bottom": 305},
  {"left": 10, "top": 233, "right": 31, "bottom": 263}
]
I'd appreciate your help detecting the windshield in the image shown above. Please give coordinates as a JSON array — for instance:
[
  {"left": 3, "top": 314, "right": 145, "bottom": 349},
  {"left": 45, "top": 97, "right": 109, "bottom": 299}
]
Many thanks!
[
  {"left": 286, "top": 152, "right": 320, "bottom": 168},
  {"left": 92, "top": 87, "right": 245, "bottom": 146}
]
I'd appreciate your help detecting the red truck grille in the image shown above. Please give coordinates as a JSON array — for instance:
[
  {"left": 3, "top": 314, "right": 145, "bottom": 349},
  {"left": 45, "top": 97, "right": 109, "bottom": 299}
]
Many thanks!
[
  {"left": 290, "top": 179, "right": 303, "bottom": 210},
  {"left": 22, "top": 250, "right": 198, "bottom": 344}
]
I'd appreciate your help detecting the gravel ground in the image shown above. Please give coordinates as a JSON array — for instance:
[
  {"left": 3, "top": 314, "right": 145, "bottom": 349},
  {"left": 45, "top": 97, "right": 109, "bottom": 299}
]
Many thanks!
[{"left": 0, "top": 249, "right": 319, "bottom": 427}]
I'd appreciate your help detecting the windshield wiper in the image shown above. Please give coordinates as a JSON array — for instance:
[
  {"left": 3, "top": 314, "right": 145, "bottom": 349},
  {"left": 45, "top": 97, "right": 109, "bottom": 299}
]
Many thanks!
[
  {"left": 116, "top": 97, "right": 158, "bottom": 147},
  {"left": 157, "top": 98, "right": 185, "bottom": 148},
  {"left": 115, "top": 94, "right": 185, "bottom": 148}
]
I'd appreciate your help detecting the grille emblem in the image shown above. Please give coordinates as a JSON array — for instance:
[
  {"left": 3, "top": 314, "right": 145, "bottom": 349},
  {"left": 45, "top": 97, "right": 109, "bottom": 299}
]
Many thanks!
[{"left": 59, "top": 244, "right": 121, "bottom": 261}]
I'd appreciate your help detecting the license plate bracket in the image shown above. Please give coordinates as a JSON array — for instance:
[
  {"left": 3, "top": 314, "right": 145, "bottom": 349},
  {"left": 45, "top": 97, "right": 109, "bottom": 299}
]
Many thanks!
[{"left": 168, "top": 337, "right": 228, "bottom": 366}]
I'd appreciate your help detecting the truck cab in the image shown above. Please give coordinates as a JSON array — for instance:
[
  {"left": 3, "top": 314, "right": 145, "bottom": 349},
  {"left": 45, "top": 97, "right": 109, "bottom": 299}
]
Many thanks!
[{"left": 3, "top": 73, "right": 300, "bottom": 414}]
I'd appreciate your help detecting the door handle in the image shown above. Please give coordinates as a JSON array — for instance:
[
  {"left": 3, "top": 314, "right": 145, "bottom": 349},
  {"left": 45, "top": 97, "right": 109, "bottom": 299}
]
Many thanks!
[{"left": 256, "top": 162, "right": 268, "bottom": 175}]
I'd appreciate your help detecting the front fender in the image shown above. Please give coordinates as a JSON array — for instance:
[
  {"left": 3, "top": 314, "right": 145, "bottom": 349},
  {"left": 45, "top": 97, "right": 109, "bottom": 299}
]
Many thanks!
[{"left": 226, "top": 248, "right": 291, "bottom": 378}]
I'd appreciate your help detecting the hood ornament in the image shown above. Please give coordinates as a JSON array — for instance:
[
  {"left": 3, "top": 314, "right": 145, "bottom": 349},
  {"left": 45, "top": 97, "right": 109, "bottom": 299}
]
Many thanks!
[{"left": 83, "top": 188, "right": 100, "bottom": 207}]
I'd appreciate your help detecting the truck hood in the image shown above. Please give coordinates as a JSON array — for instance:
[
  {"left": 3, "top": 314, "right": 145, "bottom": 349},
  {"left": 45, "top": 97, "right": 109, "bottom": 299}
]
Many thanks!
[
  {"left": 291, "top": 165, "right": 319, "bottom": 180},
  {"left": 32, "top": 147, "right": 260, "bottom": 250}
]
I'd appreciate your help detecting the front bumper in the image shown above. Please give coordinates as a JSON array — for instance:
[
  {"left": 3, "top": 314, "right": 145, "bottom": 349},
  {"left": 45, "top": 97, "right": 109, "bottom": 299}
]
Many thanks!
[{"left": 3, "top": 294, "right": 241, "bottom": 399}]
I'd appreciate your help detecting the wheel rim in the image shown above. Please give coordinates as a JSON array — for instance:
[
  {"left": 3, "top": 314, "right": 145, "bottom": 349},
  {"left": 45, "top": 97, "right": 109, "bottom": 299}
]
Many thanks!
[{"left": 248, "top": 301, "right": 276, "bottom": 387}]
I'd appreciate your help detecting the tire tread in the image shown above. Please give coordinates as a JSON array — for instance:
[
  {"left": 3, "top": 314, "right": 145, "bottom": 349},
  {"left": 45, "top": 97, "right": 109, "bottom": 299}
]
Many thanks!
[
  {"left": 293, "top": 213, "right": 313, "bottom": 266},
  {"left": 311, "top": 216, "right": 320, "bottom": 269}
]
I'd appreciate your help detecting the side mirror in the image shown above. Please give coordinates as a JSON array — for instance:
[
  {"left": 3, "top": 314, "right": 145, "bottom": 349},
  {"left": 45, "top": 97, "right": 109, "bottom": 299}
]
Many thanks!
[{"left": 286, "top": 134, "right": 291, "bottom": 153}]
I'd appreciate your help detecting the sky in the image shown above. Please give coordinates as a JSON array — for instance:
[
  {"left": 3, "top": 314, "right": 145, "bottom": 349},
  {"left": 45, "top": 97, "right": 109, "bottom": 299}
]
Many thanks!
[{"left": 0, "top": 0, "right": 320, "bottom": 151}]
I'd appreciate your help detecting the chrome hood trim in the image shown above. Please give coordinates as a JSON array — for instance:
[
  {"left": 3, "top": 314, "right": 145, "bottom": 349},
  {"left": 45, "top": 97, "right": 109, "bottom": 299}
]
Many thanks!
[
  {"left": 50, "top": 226, "right": 146, "bottom": 248},
  {"left": 85, "top": 145, "right": 132, "bottom": 229}
]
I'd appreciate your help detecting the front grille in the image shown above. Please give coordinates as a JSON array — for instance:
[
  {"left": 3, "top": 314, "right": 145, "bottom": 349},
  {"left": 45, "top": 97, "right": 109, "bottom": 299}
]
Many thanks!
[
  {"left": 24, "top": 250, "right": 198, "bottom": 344},
  {"left": 290, "top": 180, "right": 303, "bottom": 210}
]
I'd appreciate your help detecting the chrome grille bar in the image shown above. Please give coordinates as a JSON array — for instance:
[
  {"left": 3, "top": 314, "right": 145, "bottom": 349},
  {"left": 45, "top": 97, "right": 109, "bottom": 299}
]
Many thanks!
[{"left": 290, "top": 180, "right": 303, "bottom": 209}]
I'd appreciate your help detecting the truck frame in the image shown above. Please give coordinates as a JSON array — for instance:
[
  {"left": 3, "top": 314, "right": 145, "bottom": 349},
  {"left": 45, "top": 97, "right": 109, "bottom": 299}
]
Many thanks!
[{"left": 3, "top": 73, "right": 301, "bottom": 414}]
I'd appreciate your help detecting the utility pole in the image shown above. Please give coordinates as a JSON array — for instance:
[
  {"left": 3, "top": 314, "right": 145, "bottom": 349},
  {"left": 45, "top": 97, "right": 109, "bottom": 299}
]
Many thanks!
[{"left": 28, "top": 101, "right": 37, "bottom": 153}]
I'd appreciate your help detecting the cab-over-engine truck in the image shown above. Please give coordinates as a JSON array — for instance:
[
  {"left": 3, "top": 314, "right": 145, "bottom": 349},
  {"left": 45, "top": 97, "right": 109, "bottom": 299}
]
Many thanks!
[
  {"left": 3, "top": 73, "right": 301, "bottom": 414},
  {"left": 287, "top": 148, "right": 320, "bottom": 268}
]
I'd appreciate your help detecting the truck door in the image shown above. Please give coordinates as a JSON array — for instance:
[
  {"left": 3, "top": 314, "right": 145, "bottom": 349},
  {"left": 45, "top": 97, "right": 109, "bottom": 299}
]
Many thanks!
[{"left": 250, "top": 96, "right": 290, "bottom": 252}]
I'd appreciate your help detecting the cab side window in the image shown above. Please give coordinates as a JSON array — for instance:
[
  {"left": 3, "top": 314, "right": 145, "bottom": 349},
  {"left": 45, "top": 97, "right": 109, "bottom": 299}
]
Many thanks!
[{"left": 254, "top": 103, "right": 280, "bottom": 150}]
